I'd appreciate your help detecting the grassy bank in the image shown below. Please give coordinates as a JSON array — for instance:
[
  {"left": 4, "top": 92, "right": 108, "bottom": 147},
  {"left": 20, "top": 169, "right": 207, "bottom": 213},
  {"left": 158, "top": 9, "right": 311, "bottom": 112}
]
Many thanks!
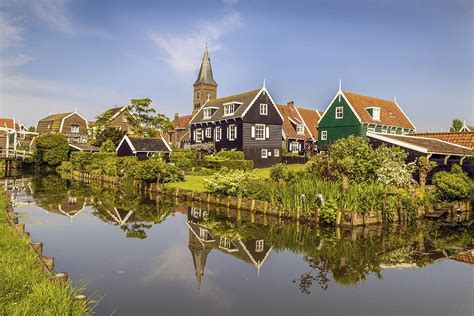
[
  {"left": 0, "top": 193, "right": 90, "bottom": 315},
  {"left": 165, "top": 164, "right": 306, "bottom": 193}
]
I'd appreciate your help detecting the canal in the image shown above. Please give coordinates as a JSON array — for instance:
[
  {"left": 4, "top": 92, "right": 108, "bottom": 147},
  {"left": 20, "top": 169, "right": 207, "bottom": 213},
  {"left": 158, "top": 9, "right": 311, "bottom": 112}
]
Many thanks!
[{"left": 5, "top": 173, "right": 474, "bottom": 315}]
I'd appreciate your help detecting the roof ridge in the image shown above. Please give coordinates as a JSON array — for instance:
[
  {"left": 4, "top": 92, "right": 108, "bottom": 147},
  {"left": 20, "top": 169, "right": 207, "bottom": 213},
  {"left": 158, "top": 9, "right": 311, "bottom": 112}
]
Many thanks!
[
  {"left": 206, "top": 89, "right": 261, "bottom": 105},
  {"left": 343, "top": 91, "right": 395, "bottom": 104}
]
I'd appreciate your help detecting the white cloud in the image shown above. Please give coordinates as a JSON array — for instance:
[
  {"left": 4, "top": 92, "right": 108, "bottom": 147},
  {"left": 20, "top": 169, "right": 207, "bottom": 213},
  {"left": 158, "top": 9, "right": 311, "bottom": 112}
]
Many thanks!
[
  {"left": 223, "top": 0, "right": 239, "bottom": 5},
  {"left": 0, "top": 13, "right": 23, "bottom": 48},
  {"left": 32, "top": 0, "right": 108, "bottom": 37},
  {"left": 0, "top": 54, "right": 32, "bottom": 67},
  {"left": 150, "top": 12, "right": 242, "bottom": 73}
]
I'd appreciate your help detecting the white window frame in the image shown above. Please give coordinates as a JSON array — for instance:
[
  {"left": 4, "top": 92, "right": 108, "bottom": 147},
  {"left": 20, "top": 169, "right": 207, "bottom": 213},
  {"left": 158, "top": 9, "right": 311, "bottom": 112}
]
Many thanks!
[
  {"left": 321, "top": 130, "right": 327, "bottom": 140},
  {"left": 203, "top": 108, "right": 213, "bottom": 119},
  {"left": 367, "top": 126, "right": 376, "bottom": 132},
  {"left": 205, "top": 127, "right": 212, "bottom": 138},
  {"left": 274, "top": 149, "right": 280, "bottom": 157},
  {"left": 256, "top": 239, "right": 264, "bottom": 252},
  {"left": 261, "top": 149, "right": 268, "bottom": 158},
  {"left": 296, "top": 124, "right": 304, "bottom": 134},
  {"left": 260, "top": 103, "right": 268, "bottom": 115},
  {"left": 335, "top": 107, "right": 343, "bottom": 119},
  {"left": 71, "top": 125, "right": 80, "bottom": 133},
  {"left": 255, "top": 124, "right": 265, "bottom": 140},
  {"left": 228, "top": 124, "right": 237, "bottom": 141},
  {"left": 220, "top": 237, "right": 231, "bottom": 249},
  {"left": 122, "top": 116, "right": 128, "bottom": 123},
  {"left": 199, "top": 228, "right": 208, "bottom": 240},
  {"left": 372, "top": 107, "right": 381, "bottom": 121},
  {"left": 195, "top": 128, "right": 203, "bottom": 143},
  {"left": 215, "top": 126, "right": 222, "bottom": 142},
  {"left": 290, "top": 141, "right": 299, "bottom": 153},
  {"left": 224, "top": 103, "right": 236, "bottom": 116}
]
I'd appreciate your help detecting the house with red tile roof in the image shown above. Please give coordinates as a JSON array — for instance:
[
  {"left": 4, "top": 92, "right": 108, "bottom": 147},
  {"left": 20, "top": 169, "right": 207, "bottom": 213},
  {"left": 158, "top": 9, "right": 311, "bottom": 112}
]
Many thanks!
[
  {"left": 165, "top": 113, "right": 193, "bottom": 149},
  {"left": 317, "top": 88, "right": 416, "bottom": 148},
  {"left": 277, "top": 102, "right": 322, "bottom": 155},
  {"left": 412, "top": 131, "right": 473, "bottom": 149}
]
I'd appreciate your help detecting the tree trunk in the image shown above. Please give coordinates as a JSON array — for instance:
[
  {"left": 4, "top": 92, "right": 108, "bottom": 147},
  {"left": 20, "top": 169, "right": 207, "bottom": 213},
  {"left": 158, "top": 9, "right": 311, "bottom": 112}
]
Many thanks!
[
  {"left": 341, "top": 173, "right": 349, "bottom": 191},
  {"left": 419, "top": 171, "right": 426, "bottom": 191}
]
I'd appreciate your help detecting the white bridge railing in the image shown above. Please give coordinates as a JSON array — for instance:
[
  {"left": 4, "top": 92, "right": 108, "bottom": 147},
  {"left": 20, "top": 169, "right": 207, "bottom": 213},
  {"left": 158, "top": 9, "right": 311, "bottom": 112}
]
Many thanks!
[{"left": 0, "top": 149, "right": 33, "bottom": 159}]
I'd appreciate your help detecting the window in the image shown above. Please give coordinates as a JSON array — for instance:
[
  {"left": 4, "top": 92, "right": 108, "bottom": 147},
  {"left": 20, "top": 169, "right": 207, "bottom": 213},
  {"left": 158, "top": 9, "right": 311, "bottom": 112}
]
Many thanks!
[
  {"left": 220, "top": 237, "right": 231, "bottom": 249},
  {"left": 256, "top": 240, "right": 264, "bottom": 252},
  {"left": 195, "top": 128, "right": 203, "bottom": 142},
  {"left": 372, "top": 108, "right": 381, "bottom": 121},
  {"left": 215, "top": 126, "right": 222, "bottom": 141},
  {"left": 261, "top": 149, "right": 268, "bottom": 158},
  {"left": 203, "top": 108, "right": 213, "bottom": 119},
  {"left": 321, "top": 130, "right": 327, "bottom": 140},
  {"left": 71, "top": 125, "right": 80, "bottom": 133},
  {"left": 122, "top": 116, "right": 128, "bottom": 123},
  {"left": 367, "top": 126, "right": 376, "bottom": 132},
  {"left": 255, "top": 124, "right": 265, "bottom": 140},
  {"left": 205, "top": 127, "right": 212, "bottom": 138},
  {"left": 296, "top": 124, "right": 304, "bottom": 134},
  {"left": 224, "top": 103, "right": 235, "bottom": 116},
  {"left": 260, "top": 103, "right": 268, "bottom": 115},
  {"left": 390, "top": 130, "right": 396, "bottom": 134},
  {"left": 228, "top": 124, "right": 237, "bottom": 140},
  {"left": 274, "top": 149, "right": 280, "bottom": 157},
  {"left": 290, "top": 142, "right": 299, "bottom": 153},
  {"left": 335, "top": 107, "right": 343, "bottom": 119},
  {"left": 199, "top": 228, "right": 208, "bottom": 240}
]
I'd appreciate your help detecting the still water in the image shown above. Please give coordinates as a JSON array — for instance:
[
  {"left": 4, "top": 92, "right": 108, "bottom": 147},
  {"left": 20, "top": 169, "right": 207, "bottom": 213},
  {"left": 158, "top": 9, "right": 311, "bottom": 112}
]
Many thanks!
[{"left": 6, "top": 174, "right": 474, "bottom": 315}]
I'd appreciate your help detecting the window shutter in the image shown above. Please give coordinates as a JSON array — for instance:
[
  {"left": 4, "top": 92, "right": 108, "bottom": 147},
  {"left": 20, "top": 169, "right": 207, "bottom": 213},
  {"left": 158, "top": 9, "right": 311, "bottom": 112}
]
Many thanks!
[
  {"left": 234, "top": 126, "right": 237, "bottom": 139},
  {"left": 193, "top": 129, "right": 196, "bottom": 142},
  {"left": 251, "top": 126, "right": 255, "bottom": 138},
  {"left": 265, "top": 126, "right": 270, "bottom": 139},
  {"left": 227, "top": 126, "right": 229, "bottom": 140},
  {"left": 299, "top": 142, "right": 302, "bottom": 151}
]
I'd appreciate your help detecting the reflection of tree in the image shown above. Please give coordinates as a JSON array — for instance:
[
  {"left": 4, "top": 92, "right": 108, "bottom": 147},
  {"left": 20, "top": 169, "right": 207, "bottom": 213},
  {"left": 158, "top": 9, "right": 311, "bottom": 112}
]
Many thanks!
[
  {"left": 120, "top": 223, "right": 152, "bottom": 239},
  {"left": 30, "top": 173, "right": 69, "bottom": 206}
]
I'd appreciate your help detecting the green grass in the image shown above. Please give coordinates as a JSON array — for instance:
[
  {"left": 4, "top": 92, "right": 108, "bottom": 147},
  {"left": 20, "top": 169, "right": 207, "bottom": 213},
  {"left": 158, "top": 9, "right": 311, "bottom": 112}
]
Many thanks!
[
  {"left": 165, "top": 164, "right": 306, "bottom": 193},
  {"left": 0, "top": 193, "right": 90, "bottom": 315}
]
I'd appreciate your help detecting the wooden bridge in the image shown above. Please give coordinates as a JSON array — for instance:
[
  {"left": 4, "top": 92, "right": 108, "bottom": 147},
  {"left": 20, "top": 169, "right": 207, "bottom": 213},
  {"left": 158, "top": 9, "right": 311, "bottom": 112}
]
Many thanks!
[{"left": 1, "top": 125, "right": 36, "bottom": 175}]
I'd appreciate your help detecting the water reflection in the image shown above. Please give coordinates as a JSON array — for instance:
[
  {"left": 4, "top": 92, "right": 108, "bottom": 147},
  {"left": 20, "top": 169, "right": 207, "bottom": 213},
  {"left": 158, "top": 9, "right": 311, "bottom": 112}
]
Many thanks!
[{"left": 4, "top": 173, "right": 473, "bottom": 314}]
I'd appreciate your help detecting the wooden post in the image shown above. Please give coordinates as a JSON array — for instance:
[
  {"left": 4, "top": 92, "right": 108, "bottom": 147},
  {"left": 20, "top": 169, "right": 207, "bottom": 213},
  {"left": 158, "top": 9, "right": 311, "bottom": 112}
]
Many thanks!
[
  {"left": 296, "top": 206, "right": 301, "bottom": 221},
  {"left": 207, "top": 193, "right": 211, "bottom": 204},
  {"left": 54, "top": 272, "right": 69, "bottom": 285},
  {"left": 250, "top": 199, "right": 255, "bottom": 212},
  {"left": 14, "top": 223, "right": 25, "bottom": 234},
  {"left": 237, "top": 197, "right": 242, "bottom": 210},
  {"left": 263, "top": 201, "right": 268, "bottom": 213},
  {"left": 43, "top": 256, "right": 54, "bottom": 271},
  {"left": 336, "top": 211, "right": 342, "bottom": 226}
]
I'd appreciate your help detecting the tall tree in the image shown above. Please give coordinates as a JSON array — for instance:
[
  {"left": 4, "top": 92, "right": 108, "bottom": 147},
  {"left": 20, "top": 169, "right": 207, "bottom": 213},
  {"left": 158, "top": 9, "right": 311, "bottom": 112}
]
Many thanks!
[
  {"left": 450, "top": 119, "right": 463, "bottom": 132},
  {"left": 129, "top": 98, "right": 172, "bottom": 137}
]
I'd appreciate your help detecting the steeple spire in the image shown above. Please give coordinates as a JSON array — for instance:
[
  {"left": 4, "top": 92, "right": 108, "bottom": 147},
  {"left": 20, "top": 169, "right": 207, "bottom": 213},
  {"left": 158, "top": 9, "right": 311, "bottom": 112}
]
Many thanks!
[{"left": 193, "top": 45, "right": 218, "bottom": 87}]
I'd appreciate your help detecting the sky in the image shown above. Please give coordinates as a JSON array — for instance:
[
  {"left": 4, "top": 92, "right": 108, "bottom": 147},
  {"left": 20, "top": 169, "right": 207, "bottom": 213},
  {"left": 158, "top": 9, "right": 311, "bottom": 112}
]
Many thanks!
[{"left": 0, "top": 0, "right": 472, "bottom": 131}]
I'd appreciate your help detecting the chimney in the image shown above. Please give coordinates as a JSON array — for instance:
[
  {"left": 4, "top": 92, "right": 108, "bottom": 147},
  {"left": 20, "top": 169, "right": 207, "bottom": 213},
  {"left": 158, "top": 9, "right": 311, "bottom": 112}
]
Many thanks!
[
  {"left": 287, "top": 101, "right": 294, "bottom": 107},
  {"left": 174, "top": 113, "right": 179, "bottom": 121}
]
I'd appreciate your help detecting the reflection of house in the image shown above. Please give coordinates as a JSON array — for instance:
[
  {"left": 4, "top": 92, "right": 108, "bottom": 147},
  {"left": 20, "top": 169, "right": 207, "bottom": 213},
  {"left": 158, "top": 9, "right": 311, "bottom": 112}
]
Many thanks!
[
  {"left": 38, "top": 195, "right": 91, "bottom": 222},
  {"left": 100, "top": 207, "right": 136, "bottom": 225},
  {"left": 36, "top": 111, "right": 89, "bottom": 143},
  {"left": 116, "top": 135, "right": 172, "bottom": 161},
  {"left": 187, "top": 216, "right": 272, "bottom": 288}
]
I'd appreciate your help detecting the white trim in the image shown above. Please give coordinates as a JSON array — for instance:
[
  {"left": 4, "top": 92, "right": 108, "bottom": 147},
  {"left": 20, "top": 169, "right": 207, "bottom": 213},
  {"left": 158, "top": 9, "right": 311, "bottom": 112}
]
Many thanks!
[
  {"left": 287, "top": 117, "right": 303, "bottom": 125},
  {"left": 160, "top": 133, "right": 173, "bottom": 152},
  {"left": 367, "top": 132, "right": 427, "bottom": 153},
  {"left": 321, "top": 130, "right": 327, "bottom": 140},
  {"left": 261, "top": 148, "right": 268, "bottom": 158},
  {"left": 259, "top": 103, "right": 268, "bottom": 115},
  {"left": 255, "top": 124, "right": 266, "bottom": 140},
  {"left": 335, "top": 106, "right": 344, "bottom": 119},
  {"left": 317, "top": 91, "right": 362, "bottom": 125},
  {"left": 293, "top": 107, "right": 315, "bottom": 140},
  {"left": 241, "top": 87, "right": 285, "bottom": 122},
  {"left": 110, "top": 106, "right": 130, "bottom": 120},
  {"left": 393, "top": 100, "right": 416, "bottom": 131},
  {"left": 189, "top": 98, "right": 211, "bottom": 124},
  {"left": 59, "top": 112, "right": 89, "bottom": 133},
  {"left": 222, "top": 101, "right": 243, "bottom": 106},
  {"left": 116, "top": 135, "right": 136, "bottom": 153}
]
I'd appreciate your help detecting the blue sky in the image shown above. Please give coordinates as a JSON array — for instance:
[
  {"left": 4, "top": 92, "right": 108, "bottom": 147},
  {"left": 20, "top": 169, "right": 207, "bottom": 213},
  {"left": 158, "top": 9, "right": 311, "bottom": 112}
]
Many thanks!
[{"left": 0, "top": 0, "right": 472, "bottom": 131}]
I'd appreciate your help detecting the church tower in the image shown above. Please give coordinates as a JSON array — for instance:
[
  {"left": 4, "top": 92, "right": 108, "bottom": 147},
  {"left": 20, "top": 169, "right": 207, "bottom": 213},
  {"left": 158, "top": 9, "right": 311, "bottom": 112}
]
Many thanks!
[{"left": 193, "top": 44, "right": 218, "bottom": 114}]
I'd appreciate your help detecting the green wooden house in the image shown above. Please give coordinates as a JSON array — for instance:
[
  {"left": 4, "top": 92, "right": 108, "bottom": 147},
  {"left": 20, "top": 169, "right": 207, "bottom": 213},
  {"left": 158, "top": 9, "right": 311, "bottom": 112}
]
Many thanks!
[{"left": 317, "top": 89, "right": 416, "bottom": 148}]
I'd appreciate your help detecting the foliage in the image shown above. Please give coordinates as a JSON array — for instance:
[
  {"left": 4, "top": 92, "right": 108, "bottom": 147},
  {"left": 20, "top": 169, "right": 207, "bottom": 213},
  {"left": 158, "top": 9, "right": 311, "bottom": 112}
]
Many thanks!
[
  {"left": 170, "top": 150, "right": 197, "bottom": 172},
  {"left": 320, "top": 198, "right": 338, "bottom": 224},
  {"left": 100, "top": 139, "right": 116, "bottom": 152},
  {"left": 129, "top": 98, "right": 172, "bottom": 137},
  {"left": 216, "top": 150, "right": 245, "bottom": 160},
  {"left": 376, "top": 160, "right": 415, "bottom": 188},
  {"left": 92, "top": 126, "right": 126, "bottom": 148},
  {"left": 432, "top": 165, "right": 473, "bottom": 201},
  {"left": 128, "top": 157, "right": 183, "bottom": 183},
  {"left": 416, "top": 156, "right": 437, "bottom": 174},
  {"left": 56, "top": 161, "right": 72, "bottom": 172},
  {"left": 270, "top": 163, "right": 289, "bottom": 181},
  {"left": 450, "top": 118, "right": 463, "bottom": 132},
  {"left": 33, "top": 133, "right": 69, "bottom": 166},
  {"left": 204, "top": 169, "right": 263, "bottom": 197},
  {"left": 203, "top": 154, "right": 253, "bottom": 171}
]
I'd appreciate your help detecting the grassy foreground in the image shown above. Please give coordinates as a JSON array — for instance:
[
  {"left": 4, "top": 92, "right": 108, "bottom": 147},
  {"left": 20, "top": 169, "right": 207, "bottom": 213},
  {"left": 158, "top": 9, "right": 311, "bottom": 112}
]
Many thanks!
[
  {"left": 0, "top": 193, "right": 90, "bottom": 315},
  {"left": 165, "top": 164, "right": 306, "bottom": 193}
]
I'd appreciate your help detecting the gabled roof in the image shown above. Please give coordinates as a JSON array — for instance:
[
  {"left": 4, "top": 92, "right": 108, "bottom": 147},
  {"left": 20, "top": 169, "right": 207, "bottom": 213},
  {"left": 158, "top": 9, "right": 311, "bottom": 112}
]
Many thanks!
[
  {"left": 173, "top": 114, "right": 192, "bottom": 130},
  {"left": 277, "top": 104, "right": 309, "bottom": 140},
  {"left": 367, "top": 132, "right": 471, "bottom": 156},
  {"left": 193, "top": 46, "right": 217, "bottom": 87},
  {"left": 296, "top": 107, "right": 322, "bottom": 140},
  {"left": 37, "top": 112, "right": 73, "bottom": 133},
  {"left": 190, "top": 89, "right": 261, "bottom": 124},
  {"left": 0, "top": 118, "right": 14, "bottom": 129},
  {"left": 412, "top": 132, "right": 474, "bottom": 149},
  {"left": 69, "top": 143, "right": 100, "bottom": 152},
  {"left": 118, "top": 135, "right": 172, "bottom": 153},
  {"left": 106, "top": 106, "right": 130, "bottom": 119},
  {"left": 342, "top": 92, "right": 415, "bottom": 130}
]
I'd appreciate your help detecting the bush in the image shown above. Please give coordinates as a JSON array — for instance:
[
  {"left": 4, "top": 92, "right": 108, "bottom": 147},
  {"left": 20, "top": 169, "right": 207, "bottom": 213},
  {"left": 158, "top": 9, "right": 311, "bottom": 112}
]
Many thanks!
[
  {"left": 100, "top": 139, "right": 116, "bottom": 152},
  {"left": 56, "top": 161, "right": 72, "bottom": 172},
  {"left": 204, "top": 169, "right": 263, "bottom": 197},
  {"left": 193, "top": 167, "right": 216, "bottom": 176},
  {"left": 129, "top": 157, "right": 183, "bottom": 183},
  {"left": 220, "top": 159, "right": 253, "bottom": 171},
  {"left": 432, "top": 165, "right": 473, "bottom": 201},
  {"left": 203, "top": 154, "right": 253, "bottom": 171},
  {"left": 216, "top": 150, "right": 244, "bottom": 160},
  {"left": 270, "top": 163, "right": 289, "bottom": 181},
  {"left": 115, "top": 156, "right": 139, "bottom": 177},
  {"left": 33, "top": 133, "right": 69, "bottom": 166},
  {"left": 170, "top": 150, "right": 197, "bottom": 171}
]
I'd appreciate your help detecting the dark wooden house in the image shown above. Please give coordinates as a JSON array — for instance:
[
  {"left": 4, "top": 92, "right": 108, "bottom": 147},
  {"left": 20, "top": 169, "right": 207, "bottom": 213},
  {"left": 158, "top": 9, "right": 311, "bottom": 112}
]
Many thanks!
[
  {"left": 189, "top": 86, "right": 284, "bottom": 168},
  {"left": 116, "top": 135, "right": 172, "bottom": 160},
  {"left": 36, "top": 111, "right": 89, "bottom": 143},
  {"left": 102, "top": 106, "right": 136, "bottom": 132}
]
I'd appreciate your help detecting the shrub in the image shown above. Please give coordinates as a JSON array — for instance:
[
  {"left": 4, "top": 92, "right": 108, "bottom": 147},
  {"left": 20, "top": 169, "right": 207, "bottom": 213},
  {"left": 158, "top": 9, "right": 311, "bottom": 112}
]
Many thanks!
[
  {"left": 203, "top": 154, "right": 253, "bottom": 171},
  {"left": 33, "top": 133, "right": 69, "bottom": 166},
  {"left": 216, "top": 150, "right": 244, "bottom": 160},
  {"left": 193, "top": 167, "right": 216, "bottom": 176},
  {"left": 204, "top": 169, "right": 263, "bottom": 197},
  {"left": 115, "top": 156, "right": 139, "bottom": 177},
  {"left": 56, "top": 161, "right": 72, "bottom": 172},
  {"left": 376, "top": 160, "right": 415, "bottom": 188},
  {"left": 170, "top": 150, "right": 197, "bottom": 171},
  {"left": 220, "top": 159, "right": 253, "bottom": 171},
  {"left": 100, "top": 139, "right": 116, "bottom": 152},
  {"left": 129, "top": 157, "right": 183, "bottom": 183},
  {"left": 432, "top": 165, "right": 473, "bottom": 201},
  {"left": 270, "top": 163, "right": 289, "bottom": 181},
  {"left": 69, "top": 152, "right": 94, "bottom": 170}
]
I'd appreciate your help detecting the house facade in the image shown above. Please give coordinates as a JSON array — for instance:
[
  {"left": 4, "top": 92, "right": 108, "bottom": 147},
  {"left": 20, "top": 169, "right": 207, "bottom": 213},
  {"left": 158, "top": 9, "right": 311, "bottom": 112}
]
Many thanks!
[
  {"left": 36, "top": 111, "right": 89, "bottom": 143},
  {"left": 103, "top": 106, "right": 136, "bottom": 132},
  {"left": 277, "top": 102, "right": 322, "bottom": 155},
  {"left": 116, "top": 135, "right": 172, "bottom": 161},
  {"left": 165, "top": 113, "right": 192, "bottom": 149},
  {"left": 189, "top": 87, "right": 284, "bottom": 168},
  {"left": 317, "top": 89, "right": 416, "bottom": 148}
]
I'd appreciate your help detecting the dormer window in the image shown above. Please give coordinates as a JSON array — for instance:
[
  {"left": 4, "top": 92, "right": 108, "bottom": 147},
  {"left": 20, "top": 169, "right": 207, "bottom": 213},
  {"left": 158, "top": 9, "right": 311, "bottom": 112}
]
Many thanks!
[
  {"left": 71, "top": 125, "right": 80, "bottom": 133},
  {"left": 203, "top": 108, "right": 213, "bottom": 119},
  {"left": 367, "top": 107, "right": 381, "bottom": 121},
  {"left": 224, "top": 102, "right": 240, "bottom": 116},
  {"left": 296, "top": 124, "right": 304, "bottom": 134}
]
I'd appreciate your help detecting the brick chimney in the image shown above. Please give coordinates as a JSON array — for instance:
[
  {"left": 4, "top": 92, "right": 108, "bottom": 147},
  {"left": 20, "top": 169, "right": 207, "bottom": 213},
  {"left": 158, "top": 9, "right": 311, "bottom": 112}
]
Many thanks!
[
  {"left": 174, "top": 113, "right": 179, "bottom": 121},
  {"left": 287, "top": 101, "right": 294, "bottom": 107}
]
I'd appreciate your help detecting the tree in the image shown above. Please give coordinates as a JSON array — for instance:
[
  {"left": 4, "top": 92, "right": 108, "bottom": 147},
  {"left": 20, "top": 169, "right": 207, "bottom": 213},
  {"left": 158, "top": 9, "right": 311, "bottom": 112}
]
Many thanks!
[
  {"left": 27, "top": 126, "right": 36, "bottom": 132},
  {"left": 416, "top": 156, "right": 437, "bottom": 190},
  {"left": 93, "top": 126, "right": 126, "bottom": 147},
  {"left": 129, "top": 98, "right": 172, "bottom": 137},
  {"left": 34, "top": 133, "right": 69, "bottom": 166},
  {"left": 450, "top": 119, "right": 463, "bottom": 132},
  {"left": 100, "top": 139, "right": 116, "bottom": 152}
]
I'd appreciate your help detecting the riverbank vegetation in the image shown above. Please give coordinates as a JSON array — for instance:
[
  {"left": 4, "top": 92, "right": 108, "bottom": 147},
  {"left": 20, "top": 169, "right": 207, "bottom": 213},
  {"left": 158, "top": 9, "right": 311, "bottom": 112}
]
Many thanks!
[{"left": 0, "top": 193, "right": 90, "bottom": 315}]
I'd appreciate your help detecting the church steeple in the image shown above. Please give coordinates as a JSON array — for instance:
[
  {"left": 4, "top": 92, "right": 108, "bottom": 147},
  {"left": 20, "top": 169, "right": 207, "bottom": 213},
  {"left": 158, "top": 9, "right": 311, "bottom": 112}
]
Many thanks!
[{"left": 193, "top": 44, "right": 218, "bottom": 113}]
